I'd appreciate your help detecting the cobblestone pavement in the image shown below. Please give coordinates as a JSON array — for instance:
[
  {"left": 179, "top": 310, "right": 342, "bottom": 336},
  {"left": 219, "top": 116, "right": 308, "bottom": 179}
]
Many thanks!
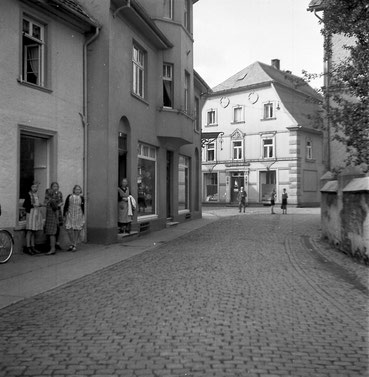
[{"left": 0, "top": 211, "right": 368, "bottom": 377}]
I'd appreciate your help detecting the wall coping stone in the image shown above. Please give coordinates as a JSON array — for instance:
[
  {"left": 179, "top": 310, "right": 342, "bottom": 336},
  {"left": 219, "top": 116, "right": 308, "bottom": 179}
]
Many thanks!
[
  {"left": 342, "top": 177, "right": 369, "bottom": 192},
  {"left": 320, "top": 180, "right": 338, "bottom": 192}
]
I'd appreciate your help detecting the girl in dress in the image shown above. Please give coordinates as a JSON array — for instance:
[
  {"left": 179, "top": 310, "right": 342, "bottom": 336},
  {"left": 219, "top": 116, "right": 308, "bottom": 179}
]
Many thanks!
[
  {"left": 23, "top": 182, "right": 44, "bottom": 255},
  {"left": 63, "top": 185, "right": 85, "bottom": 252},
  {"left": 281, "top": 188, "right": 288, "bottom": 214},
  {"left": 44, "top": 182, "right": 63, "bottom": 255}
]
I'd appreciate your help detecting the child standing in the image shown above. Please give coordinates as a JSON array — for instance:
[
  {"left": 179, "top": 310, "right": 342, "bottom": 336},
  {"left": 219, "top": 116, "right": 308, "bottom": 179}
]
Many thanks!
[
  {"left": 237, "top": 187, "right": 247, "bottom": 213},
  {"left": 270, "top": 188, "right": 276, "bottom": 214},
  {"left": 281, "top": 188, "right": 288, "bottom": 214},
  {"left": 64, "top": 185, "right": 85, "bottom": 252},
  {"left": 23, "top": 182, "right": 44, "bottom": 255}
]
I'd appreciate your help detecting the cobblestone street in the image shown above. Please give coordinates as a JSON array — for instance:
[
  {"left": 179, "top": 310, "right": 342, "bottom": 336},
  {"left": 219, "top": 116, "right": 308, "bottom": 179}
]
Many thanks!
[{"left": 0, "top": 209, "right": 368, "bottom": 376}]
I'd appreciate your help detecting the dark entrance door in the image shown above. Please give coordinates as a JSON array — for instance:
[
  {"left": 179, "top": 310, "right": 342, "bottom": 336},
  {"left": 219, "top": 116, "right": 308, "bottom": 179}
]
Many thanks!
[
  {"left": 118, "top": 132, "right": 127, "bottom": 184},
  {"left": 166, "top": 151, "right": 173, "bottom": 218},
  {"left": 230, "top": 172, "right": 244, "bottom": 203}
]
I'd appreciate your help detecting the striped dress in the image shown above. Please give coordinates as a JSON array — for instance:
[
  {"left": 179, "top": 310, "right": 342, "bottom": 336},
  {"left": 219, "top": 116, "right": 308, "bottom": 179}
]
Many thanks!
[{"left": 25, "top": 192, "right": 43, "bottom": 231}]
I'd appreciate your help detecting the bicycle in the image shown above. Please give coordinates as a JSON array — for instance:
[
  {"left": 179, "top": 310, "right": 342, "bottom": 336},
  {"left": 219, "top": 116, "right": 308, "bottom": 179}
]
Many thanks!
[
  {"left": 0, "top": 205, "right": 14, "bottom": 264},
  {"left": 0, "top": 228, "right": 14, "bottom": 264}
]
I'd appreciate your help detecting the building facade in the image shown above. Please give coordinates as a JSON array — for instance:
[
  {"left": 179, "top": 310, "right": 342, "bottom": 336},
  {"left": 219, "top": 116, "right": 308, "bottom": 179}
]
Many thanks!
[
  {"left": 77, "top": 0, "right": 203, "bottom": 243},
  {"left": 0, "top": 0, "right": 98, "bottom": 250},
  {"left": 201, "top": 60, "right": 325, "bottom": 206}
]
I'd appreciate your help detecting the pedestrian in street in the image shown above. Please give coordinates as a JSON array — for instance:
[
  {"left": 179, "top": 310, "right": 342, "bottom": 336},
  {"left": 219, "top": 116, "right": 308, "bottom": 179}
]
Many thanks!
[
  {"left": 23, "top": 182, "right": 44, "bottom": 255},
  {"left": 63, "top": 185, "right": 85, "bottom": 252},
  {"left": 237, "top": 186, "right": 247, "bottom": 213},
  {"left": 44, "top": 182, "right": 63, "bottom": 255},
  {"left": 270, "top": 188, "right": 276, "bottom": 214},
  {"left": 281, "top": 188, "right": 288, "bottom": 214},
  {"left": 118, "top": 178, "right": 136, "bottom": 234}
]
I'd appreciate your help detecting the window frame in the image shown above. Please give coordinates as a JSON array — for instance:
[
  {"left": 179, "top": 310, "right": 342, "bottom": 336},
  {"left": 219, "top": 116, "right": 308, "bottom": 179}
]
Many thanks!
[
  {"left": 164, "top": 0, "right": 173, "bottom": 19},
  {"left": 263, "top": 102, "right": 275, "bottom": 120},
  {"left": 232, "top": 140, "right": 243, "bottom": 160},
  {"left": 194, "top": 96, "right": 200, "bottom": 132},
  {"left": 184, "top": 0, "right": 191, "bottom": 31},
  {"left": 163, "top": 63, "right": 173, "bottom": 108},
  {"left": 178, "top": 155, "right": 190, "bottom": 212},
  {"left": 132, "top": 44, "right": 146, "bottom": 98},
  {"left": 206, "top": 109, "right": 217, "bottom": 126},
  {"left": 22, "top": 15, "right": 45, "bottom": 87},
  {"left": 306, "top": 139, "right": 313, "bottom": 160},
  {"left": 262, "top": 137, "right": 275, "bottom": 159},
  {"left": 206, "top": 142, "right": 216, "bottom": 162},
  {"left": 233, "top": 105, "right": 245, "bottom": 123},
  {"left": 184, "top": 71, "right": 190, "bottom": 113}
]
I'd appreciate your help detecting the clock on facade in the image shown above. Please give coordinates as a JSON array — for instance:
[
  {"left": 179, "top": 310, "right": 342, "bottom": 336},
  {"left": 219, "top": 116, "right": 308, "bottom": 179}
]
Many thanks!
[
  {"left": 220, "top": 97, "right": 230, "bottom": 108},
  {"left": 248, "top": 92, "right": 259, "bottom": 104}
]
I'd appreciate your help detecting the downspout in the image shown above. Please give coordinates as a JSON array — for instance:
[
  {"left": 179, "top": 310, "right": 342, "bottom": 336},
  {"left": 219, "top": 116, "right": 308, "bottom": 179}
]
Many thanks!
[
  {"left": 313, "top": 9, "right": 331, "bottom": 171},
  {"left": 79, "top": 26, "right": 100, "bottom": 241}
]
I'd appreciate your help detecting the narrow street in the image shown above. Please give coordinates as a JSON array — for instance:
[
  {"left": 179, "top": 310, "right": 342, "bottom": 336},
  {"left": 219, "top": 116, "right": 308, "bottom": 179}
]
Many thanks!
[{"left": 0, "top": 209, "right": 368, "bottom": 377}]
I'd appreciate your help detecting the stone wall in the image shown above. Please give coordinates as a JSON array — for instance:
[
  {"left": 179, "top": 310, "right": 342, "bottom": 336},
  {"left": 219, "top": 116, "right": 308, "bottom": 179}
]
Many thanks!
[{"left": 320, "top": 166, "right": 369, "bottom": 264}]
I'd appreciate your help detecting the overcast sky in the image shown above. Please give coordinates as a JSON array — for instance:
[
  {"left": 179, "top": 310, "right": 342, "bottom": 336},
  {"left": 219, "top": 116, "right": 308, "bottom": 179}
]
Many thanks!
[{"left": 193, "top": 0, "right": 324, "bottom": 90}]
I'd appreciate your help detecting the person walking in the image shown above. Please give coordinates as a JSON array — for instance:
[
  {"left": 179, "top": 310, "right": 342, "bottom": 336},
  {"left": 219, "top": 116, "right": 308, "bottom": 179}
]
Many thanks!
[
  {"left": 237, "top": 187, "right": 247, "bottom": 213},
  {"left": 270, "top": 188, "right": 276, "bottom": 214},
  {"left": 281, "top": 188, "right": 288, "bottom": 214},
  {"left": 64, "top": 185, "right": 85, "bottom": 252},
  {"left": 44, "top": 182, "right": 63, "bottom": 255},
  {"left": 118, "top": 178, "right": 133, "bottom": 234},
  {"left": 23, "top": 182, "right": 44, "bottom": 255}
]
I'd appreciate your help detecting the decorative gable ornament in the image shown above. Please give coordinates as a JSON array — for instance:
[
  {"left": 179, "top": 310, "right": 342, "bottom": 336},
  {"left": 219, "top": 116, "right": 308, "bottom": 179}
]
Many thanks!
[{"left": 231, "top": 129, "right": 244, "bottom": 140}]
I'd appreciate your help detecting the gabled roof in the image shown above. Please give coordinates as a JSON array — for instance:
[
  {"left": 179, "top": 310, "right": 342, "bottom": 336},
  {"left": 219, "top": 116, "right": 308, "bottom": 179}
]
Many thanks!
[{"left": 212, "top": 61, "right": 321, "bottom": 101}]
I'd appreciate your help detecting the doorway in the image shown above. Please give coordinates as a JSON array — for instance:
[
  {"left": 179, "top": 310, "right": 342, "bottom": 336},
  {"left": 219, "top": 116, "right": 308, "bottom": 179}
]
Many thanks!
[
  {"left": 260, "top": 170, "right": 276, "bottom": 202},
  {"left": 166, "top": 151, "right": 173, "bottom": 218},
  {"left": 118, "top": 132, "right": 127, "bottom": 184},
  {"left": 230, "top": 172, "right": 244, "bottom": 203}
]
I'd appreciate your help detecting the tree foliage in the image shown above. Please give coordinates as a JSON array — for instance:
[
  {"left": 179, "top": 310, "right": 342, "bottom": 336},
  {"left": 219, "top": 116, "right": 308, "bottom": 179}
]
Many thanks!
[{"left": 320, "top": 0, "right": 369, "bottom": 168}]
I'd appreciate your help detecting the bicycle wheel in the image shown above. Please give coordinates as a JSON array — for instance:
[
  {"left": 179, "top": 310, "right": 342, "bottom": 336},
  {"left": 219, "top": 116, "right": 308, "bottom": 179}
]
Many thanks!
[{"left": 0, "top": 230, "right": 14, "bottom": 264}]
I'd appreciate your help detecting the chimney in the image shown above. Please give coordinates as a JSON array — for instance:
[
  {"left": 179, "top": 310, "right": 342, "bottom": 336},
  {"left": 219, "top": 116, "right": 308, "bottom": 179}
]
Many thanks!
[{"left": 271, "top": 59, "right": 280, "bottom": 70}]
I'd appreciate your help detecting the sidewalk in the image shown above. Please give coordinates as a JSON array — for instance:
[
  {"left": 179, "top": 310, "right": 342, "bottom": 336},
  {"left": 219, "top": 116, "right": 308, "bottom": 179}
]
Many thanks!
[{"left": 0, "top": 212, "right": 220, "bottom": 310}]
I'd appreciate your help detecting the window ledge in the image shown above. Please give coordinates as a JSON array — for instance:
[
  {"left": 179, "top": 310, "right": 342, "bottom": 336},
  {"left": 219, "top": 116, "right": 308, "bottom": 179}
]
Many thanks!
[
  {"left": 131, "top": 91, "right": 150, "bottom": 105},
  {"left": 205, "top": 124, "right": 218, "bottom": 127},
  {"left": 231, "top": 121, "right": 245, "bottom": 124},
  {"left": 17, "top": 79, "right": 52, "bottom": 93},
  {"left": 260, "top": 117, "right": 276, "bottom": 121},
  {"left": 305, "top": 158, "right": 316, "bottom": 163}
]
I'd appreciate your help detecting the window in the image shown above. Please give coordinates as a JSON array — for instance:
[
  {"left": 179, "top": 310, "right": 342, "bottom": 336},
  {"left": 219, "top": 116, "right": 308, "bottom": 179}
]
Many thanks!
[
  {"left": 22, "top": 16, "right": 45, "bottom": 86},
  {"left": 133, "top": 45, "right": 145, "bottom": 97},
  {"left": 263, "top": 138, "right": 274, "bottom": 158},
  {"left": 137, "top": 143, "right": 156, "bottom": 216},
  {"left": 207, "top": 109, "right": 217, "bottom": 125},
  {"left": 306, "top": 139, "right": 313, "bottom": 159},
  {"left": 184, "top": 0, "right": 191, "bottom": 31},
  {"left": 178, "top": 155, "right": 190, "bottom": 211},
  {"left": 232, "top": 140, "right": 243, "bottom": 160},
  {"left": 19, "top": 132, "right": 51, "bottom": 222},
  {"left": 164, "top": 0, "right": 173, "bottom": 19},
  {"left": 233, "top": 105, "right": 244, "bottom": 123},
  {"left": 194, "top": 97, "right": 200, "bottom": 132},
  {"left": 184, "top": 71, "right": 190, "bottom": 112},
  {"left": 204, "top": 173, "right": 218, "bottom": 201},
  {"left": 163, "top": 63, "right": 173, "bottom": 108},
  {"left": 206, "top": 143, "right": 215, "bottom": 161},
  {"left": 264, "top": 102, "right": 274, "bottom": 119}
]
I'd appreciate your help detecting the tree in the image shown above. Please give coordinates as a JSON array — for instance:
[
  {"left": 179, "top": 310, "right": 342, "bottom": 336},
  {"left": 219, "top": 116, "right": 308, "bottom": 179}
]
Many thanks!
[{"left": 312, "top": 0, "right": 369, "bottom": 169}]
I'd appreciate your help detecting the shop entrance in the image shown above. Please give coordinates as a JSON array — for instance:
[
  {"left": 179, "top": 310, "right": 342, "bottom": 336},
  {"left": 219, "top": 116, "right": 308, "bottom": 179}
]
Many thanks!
[
  {"left": 260, "top": 170, "right": 276, "bottom": 202},
  {"left": 230, "top": 172, "right": 244, "bottom": 203}
]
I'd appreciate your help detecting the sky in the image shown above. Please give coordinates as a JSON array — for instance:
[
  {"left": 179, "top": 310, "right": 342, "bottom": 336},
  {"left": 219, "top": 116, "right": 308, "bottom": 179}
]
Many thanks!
[{"left": 193, "top": 0, "right": 324, "bottom": 90}]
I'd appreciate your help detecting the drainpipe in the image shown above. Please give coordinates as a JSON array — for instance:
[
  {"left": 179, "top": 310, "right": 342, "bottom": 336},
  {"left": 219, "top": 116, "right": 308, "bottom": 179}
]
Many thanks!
[
  {"left": 313, "top": 9, "right": 331, "bottom": 171},
  {"left": 79, "top": 26, "right": 100, "bottom": 241}
]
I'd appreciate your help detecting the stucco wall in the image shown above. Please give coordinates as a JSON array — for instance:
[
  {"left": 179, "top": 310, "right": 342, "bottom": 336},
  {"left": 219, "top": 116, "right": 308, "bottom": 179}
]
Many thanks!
[{"left": 320, "top": 168, "right": 369, "bottom": 264}]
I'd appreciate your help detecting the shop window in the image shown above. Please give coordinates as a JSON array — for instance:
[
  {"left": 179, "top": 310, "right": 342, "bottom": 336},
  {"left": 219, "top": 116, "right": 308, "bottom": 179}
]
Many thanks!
[
  {"left": 19, "top": 133, "right": 50, "bottom": 222},
  {"left": 178, "top": 155, "right": 190, "bottom": 211},
  {"left": 163, "top": 63, "right": 173, "bottom": 108},
  {"left": 22, "top": 16, "right": 45, "bottom": 86},
  {"left": 204, "top": 173, "right": 218, "bottom": 202},
  {"left": 137, "top": 143, "right": 156, "bottom": 216}
]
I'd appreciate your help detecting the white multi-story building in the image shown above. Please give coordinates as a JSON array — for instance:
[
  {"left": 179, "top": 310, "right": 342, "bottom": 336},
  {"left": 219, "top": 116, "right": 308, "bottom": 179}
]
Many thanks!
[{"left": 201, "top": 59, "right": 325, "bottom": 206}]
